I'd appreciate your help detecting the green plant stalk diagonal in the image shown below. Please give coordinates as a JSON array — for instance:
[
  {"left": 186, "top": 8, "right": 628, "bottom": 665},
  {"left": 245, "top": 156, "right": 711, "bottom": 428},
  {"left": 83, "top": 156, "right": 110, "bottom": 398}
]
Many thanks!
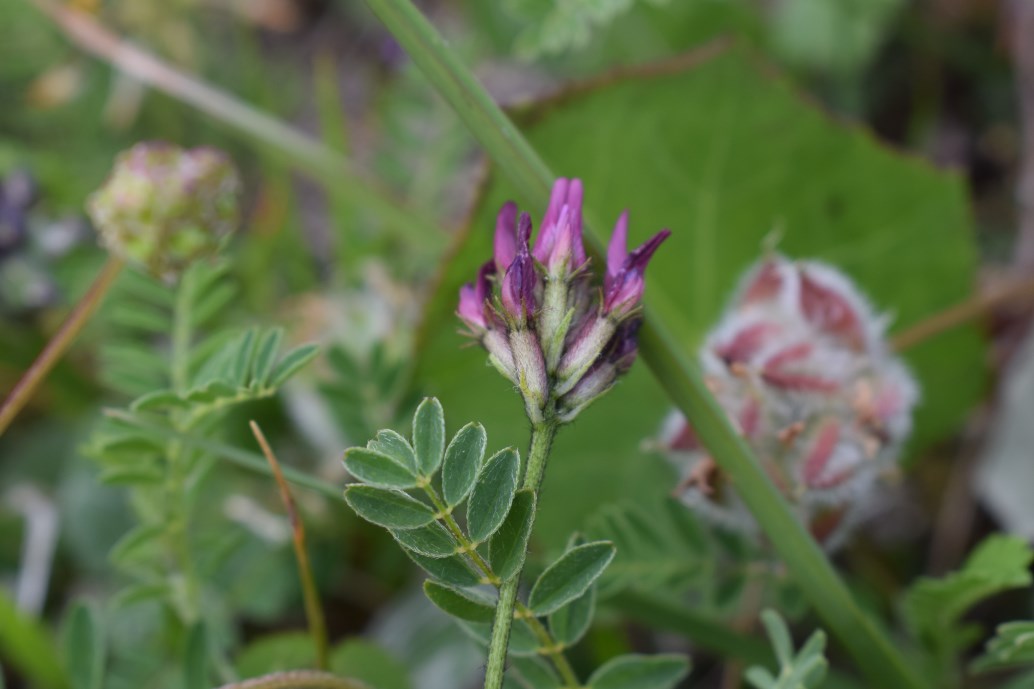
[{"left": 355, "top": 1, "right": 926, "bottom": 687}]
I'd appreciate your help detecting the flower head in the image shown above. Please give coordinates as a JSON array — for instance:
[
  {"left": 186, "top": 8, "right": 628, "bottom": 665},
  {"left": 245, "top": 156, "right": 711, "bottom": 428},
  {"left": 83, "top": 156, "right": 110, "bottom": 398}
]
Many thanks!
[
  {"left": 457, "top": 178, "right": 670, "bottom": 424},
  {"left": 88, "top": 142, "right": 240, "bottom": 279},
  {"left": 659, "top": 255, "right": 918, "bottom": 549}
]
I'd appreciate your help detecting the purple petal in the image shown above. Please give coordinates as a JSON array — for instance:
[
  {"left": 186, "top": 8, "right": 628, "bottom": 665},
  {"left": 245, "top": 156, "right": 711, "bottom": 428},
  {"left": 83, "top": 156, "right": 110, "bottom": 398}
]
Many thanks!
[
  {"left": 603, "top": 272, "right": 644, "bottom": 316},
  {"left": 501, "top": 251, "right": 536, "bottom": 320},
  {"left": 605, "top": 211, "right": 629, "bottom": 290},
  {"left": 457, "top": 261, "right": 495, "bottom": 331},
  {"left": 567, "top": 179, "right": 586, "bottom": 267},
  {"left": 493, "top": 201, "right": 518, "bottom": 273},
  {"left": 516, "top": 211, "right": 533, "bottom": 249},
  {"left": 627, "top": 229, "right": 671, "bottom": 273},
  {"left": 458, "top": 283, "right": 485, "bottom": 329},
  {"left": 542, "top": 178, "right": 570, "bottom": 236}
]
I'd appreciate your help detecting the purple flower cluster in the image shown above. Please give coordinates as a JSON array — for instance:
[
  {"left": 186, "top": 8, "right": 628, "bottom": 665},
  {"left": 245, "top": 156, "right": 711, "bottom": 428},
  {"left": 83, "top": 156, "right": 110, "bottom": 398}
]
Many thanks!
[{"left": 458, "top": 178, "right": 669, "bottom": 424}]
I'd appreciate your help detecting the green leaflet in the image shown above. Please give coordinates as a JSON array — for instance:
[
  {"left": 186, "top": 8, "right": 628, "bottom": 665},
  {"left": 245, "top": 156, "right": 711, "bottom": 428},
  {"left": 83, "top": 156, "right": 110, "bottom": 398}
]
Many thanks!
[
  {"left": 182, "top": 622, "right": 210, "bottom": 689},
  {"left": 344, "top": 486, "right": 435, "bottom": 530},
  {"left": 404, "top": 551, "right": 482, "bottom": 589},
  {"left": 252, "top": 327, "right": 285, "bottom": 387},
  {"left": 442, "top": 422, "right": 487, "bottom": 506},
  {"left": 268, "top": 344, "right": 320, "bottom": 388},
  {"left": 548, "top": 586, "right": 596, "bottom": 647},
  {"left": 343, "top": 447, "right": 419, "bottom": 489},
  {"left": 488, "top": 489, "right": 536, "bottom": 582},
  {"left": 528, "top": 542, "right": 615, "bottom": 616},
  {"left": 511, "top": 657, "right": 562, "bottom": 689},
  {"left": 972, "top": 622, "right": 1034, "bottom": 674},
  {"left": 905, "top": 535, "right": 1033, "bottom": 652},
  {"left": 586, "top": 654, "right": 690, "bottom": 689},
  {"left": 391, "top": 522, "right": 459, "bottom": 558},
  {"left": 368, "top": 429, "right": 419, "bottom": 475},
  {"left": 61, "top": 601, "right": 105, "bottom": 689},
  {"left": 745, "top": 611, "right": 827, "bottom": 689},
  {"left": 423, "top": 581, "right": 496, "bottom": 623},
  {"left": 466, "top": 448, "right": 520, "bottom": 543},
  {"left": 413, "top": 397, "right": 446, "bottom": 476}
]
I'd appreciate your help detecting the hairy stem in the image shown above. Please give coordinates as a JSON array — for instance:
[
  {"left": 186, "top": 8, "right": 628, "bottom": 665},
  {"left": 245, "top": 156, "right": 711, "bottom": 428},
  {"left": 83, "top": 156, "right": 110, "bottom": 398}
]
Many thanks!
[
  {"left": 0, "top": 256, "right": 124, "bottom": 438},
  {"left": 484, "top": 422, "right": 565, "bottom": 689},
  {"left": 251, "top": 421, "right": 329, "bottom": 670},
  {"left": 420, "top": 456, "right": 577, "bottom": 686}
]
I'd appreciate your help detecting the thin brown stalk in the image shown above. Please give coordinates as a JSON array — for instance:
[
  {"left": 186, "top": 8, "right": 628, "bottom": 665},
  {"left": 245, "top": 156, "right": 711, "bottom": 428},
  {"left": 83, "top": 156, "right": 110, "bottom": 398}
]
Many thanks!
[
  {"left": 0, "top": 256, "right": 124, "bottom": 437},
  {"left": 891, "top": 276, "right": 1034, "bottom": 352},
  {"left": 250, "top": 421, "right": 329, "bottom": 671}
]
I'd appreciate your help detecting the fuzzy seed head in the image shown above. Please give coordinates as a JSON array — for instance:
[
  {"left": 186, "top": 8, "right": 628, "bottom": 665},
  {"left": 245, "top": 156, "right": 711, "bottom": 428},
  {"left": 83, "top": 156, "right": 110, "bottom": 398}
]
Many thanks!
[{"left": 660, "top": 255, "right": 919, "bottom": 549}]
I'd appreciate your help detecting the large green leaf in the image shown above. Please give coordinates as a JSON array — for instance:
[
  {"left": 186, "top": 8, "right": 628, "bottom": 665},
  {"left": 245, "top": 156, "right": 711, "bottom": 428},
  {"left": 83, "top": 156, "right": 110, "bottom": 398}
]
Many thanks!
[{"left": 414, "top": 46, "right": 984, "bottom": 546}]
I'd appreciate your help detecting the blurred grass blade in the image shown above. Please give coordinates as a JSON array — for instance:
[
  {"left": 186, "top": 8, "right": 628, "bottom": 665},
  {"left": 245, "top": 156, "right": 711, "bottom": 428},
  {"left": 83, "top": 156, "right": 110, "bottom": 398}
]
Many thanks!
[
  {"left": 25, "top": 0, "right": 444, "bottom": 251},
  {"left": 0, "top": 589, "right": 68, "bottom": 689},
  {"left": 353, "top": 0, "right": 926, "bottom": 687}
]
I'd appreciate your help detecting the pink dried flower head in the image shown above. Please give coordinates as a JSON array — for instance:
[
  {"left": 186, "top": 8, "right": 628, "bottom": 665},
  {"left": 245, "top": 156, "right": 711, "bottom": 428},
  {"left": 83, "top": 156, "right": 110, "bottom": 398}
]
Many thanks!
[
  {"left": 659, "top": 255, "right": 918, "bottom": 549},
  {"left": 456, "top": 178, "right": 670, "bottom": 424}
]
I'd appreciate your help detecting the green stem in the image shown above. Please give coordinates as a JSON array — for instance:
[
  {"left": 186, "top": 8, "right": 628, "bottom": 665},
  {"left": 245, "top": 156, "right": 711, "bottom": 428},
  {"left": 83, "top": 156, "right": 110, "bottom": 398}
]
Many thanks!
[
  {"left": 356, "top": 2, "right": 926, "bottom": 687},
  {"left": 484, "top": 423, "right": 564, "bottom": 689},
  {"left": 421, "top": 446, "right": 578, "bottom": 687},
  {"left": 0, "top": 256, "right": 124, "bottom": 438}
]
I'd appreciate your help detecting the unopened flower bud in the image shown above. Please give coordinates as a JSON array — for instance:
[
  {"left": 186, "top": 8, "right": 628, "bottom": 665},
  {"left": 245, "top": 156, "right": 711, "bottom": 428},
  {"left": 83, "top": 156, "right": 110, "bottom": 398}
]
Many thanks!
[
  {"left": 533, "top": 178, "right": 587, "bottom": 276},
  {"left": 509, "top": 328, "right": 549, "bottom": 423},
  {"left": 603, "top": 213, "right": 670, "bottom": 319},
  {"left": 458, "top": 261, "right": 493, "bottom": 332},
  {"left": 500, "top": 214, "right": 538, "bottom": 324},
  {"left": 87, "top": 142, "right": 240, "bottom": 279},
  {"left": 558, "top": 320, "right": 640, "bottom": 421},
  {"left": 494, "top": 201, "right": 519, "bottom": 274}
]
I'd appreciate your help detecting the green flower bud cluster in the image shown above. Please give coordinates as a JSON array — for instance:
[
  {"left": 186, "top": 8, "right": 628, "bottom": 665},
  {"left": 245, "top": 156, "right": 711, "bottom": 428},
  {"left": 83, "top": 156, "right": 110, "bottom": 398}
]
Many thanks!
[{"left": 88, "top": 142, "right": 241, "bottom": 279}]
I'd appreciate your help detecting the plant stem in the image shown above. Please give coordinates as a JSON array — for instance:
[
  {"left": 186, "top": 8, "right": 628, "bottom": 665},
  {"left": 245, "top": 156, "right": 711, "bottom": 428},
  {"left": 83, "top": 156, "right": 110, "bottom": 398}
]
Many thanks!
[
  {"left": 0, "top": 255, "right": 124, "bottom": 438},
  {"left": 354, "top": 2, "right": 926, "bottom": 687},
  {"left": 484, "top": 422, "right": 562, "bottom": 689},
  {"left": 890, "top": 275, "right": 1034, "bottom": 352},
  {"left": 251, "top": 421, "right": 329, "bottom": 670},
  {"left": 420, "top": 477, "right": 578, "bottom": 685}
]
